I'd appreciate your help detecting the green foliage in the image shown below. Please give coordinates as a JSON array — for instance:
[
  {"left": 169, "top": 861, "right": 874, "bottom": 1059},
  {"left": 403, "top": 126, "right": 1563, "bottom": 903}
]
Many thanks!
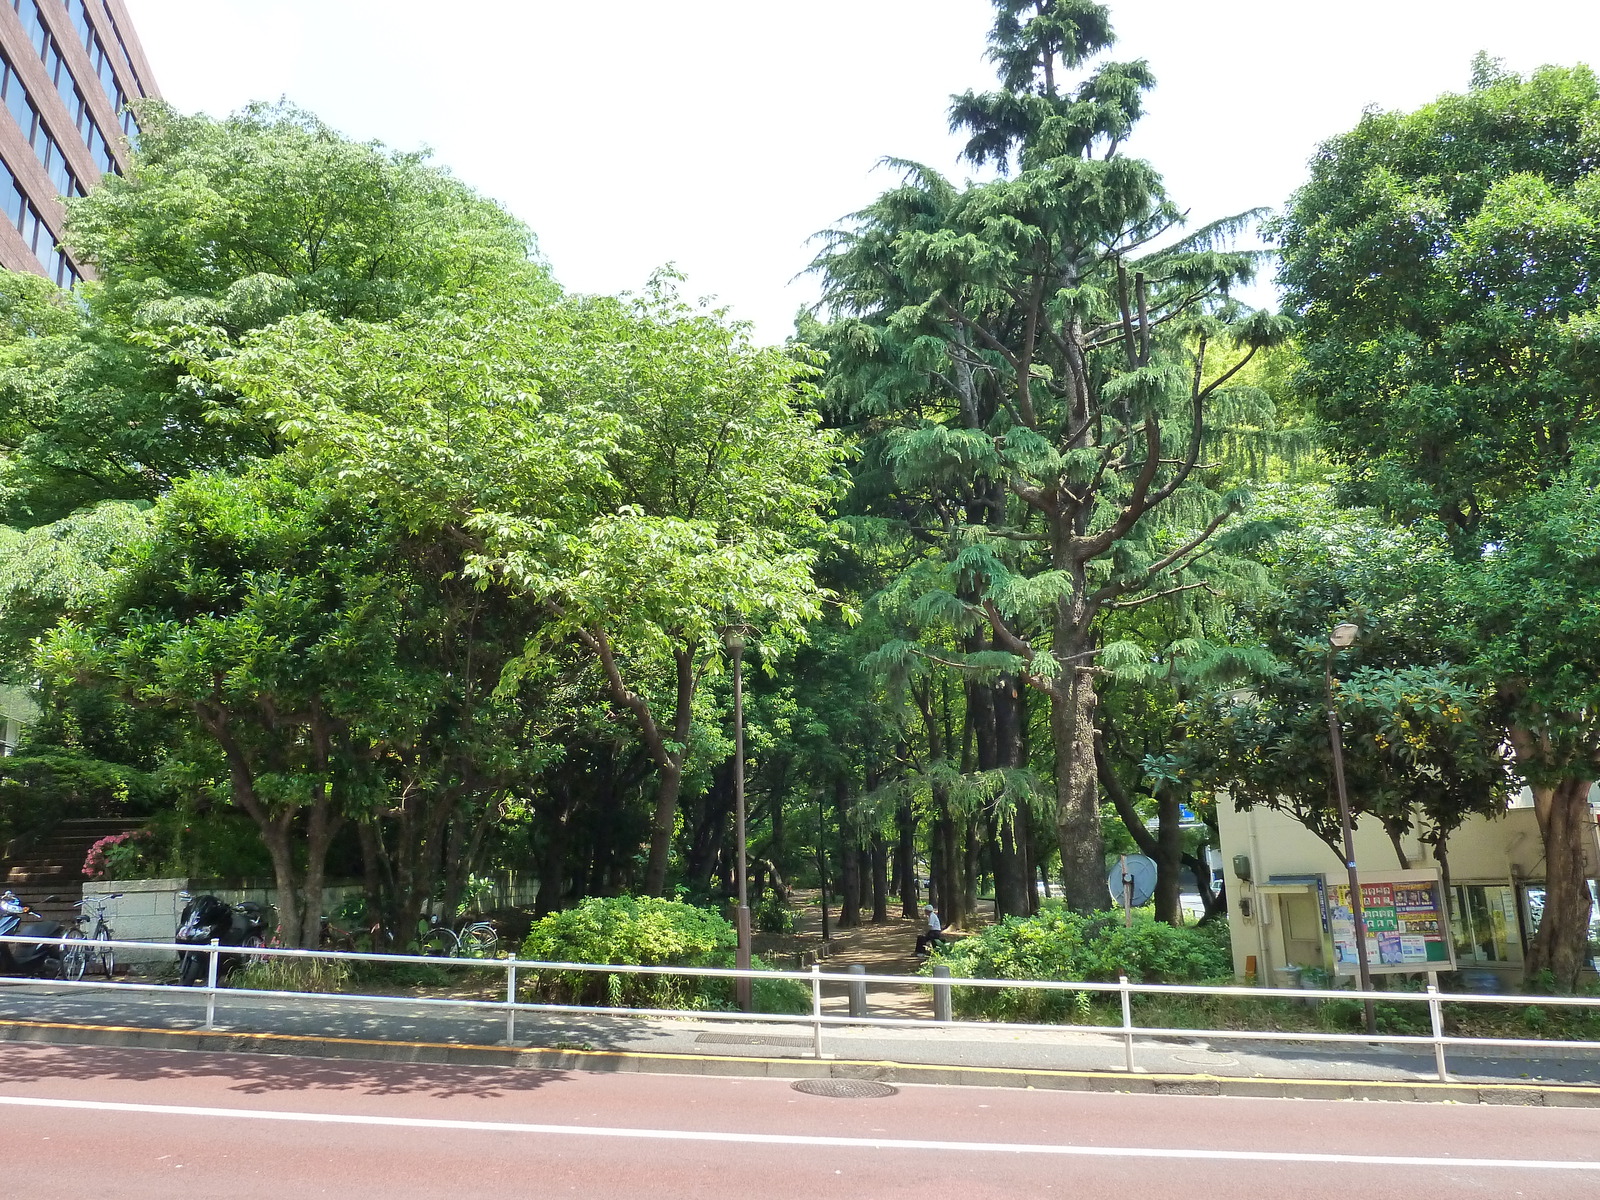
[
  {"left": 0, "top": 101, "right": 547, "bottom": 524},
  {"left": 0, "top": 502, "right": 150, "bottom": 679},
  {"left": 933, "top": 908, "right": 1232, "bottom": 1021},
  {"left": 232, "top": 956, "right": 353, "bottom": 995},
  {"left": 1275, "top": 61, "right": 1600, "bottom": 535},
  {"left": 520, "top": 896, "right": 805, "bottom": 1013},
  {"left": 754, "top": 892, "right": 796, "bottom": 934}
]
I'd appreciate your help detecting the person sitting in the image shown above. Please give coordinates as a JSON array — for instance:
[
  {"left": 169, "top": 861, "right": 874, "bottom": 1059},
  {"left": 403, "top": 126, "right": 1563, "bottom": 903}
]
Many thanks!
[{"left": 914, "top": 905, "right": 944, "bottom": 955}]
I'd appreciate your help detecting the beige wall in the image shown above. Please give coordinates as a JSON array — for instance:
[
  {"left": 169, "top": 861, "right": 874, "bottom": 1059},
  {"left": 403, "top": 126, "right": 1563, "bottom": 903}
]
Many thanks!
[{"left": 1217, "top": 797, "right": 1599, "bottom": 985}]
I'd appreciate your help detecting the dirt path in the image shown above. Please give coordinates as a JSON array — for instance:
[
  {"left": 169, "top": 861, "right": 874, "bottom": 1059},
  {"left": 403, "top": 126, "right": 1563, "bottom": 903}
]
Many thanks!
[{"left": 754, "top": 891, "right": 995, "bottom": 1017}]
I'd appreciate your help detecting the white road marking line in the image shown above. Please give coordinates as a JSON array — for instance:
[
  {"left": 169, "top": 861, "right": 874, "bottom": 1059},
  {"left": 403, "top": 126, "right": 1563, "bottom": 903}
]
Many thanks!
[{"left": 0, "top": 1094, "right": 1592, "bottom": 1170}]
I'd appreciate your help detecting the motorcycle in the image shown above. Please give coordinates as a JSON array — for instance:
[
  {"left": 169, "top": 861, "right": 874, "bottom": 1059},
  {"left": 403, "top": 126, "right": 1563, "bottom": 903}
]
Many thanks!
[
  {"left": 0, "top": 891, "right": 65, "bottom": 976},
  {"left": 174, "top": 891, "right": 269, "bottom": 986}
]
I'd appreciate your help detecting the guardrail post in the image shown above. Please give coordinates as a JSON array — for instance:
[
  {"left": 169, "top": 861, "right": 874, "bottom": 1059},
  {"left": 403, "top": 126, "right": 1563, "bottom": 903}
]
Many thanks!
[
  {"left": 810, "top": 964, "right": 824, "bottom": 1059},
  {"left": 1119, "top": 975, "right": 1136, "bottom": 1072},
  {"left": 931, "top": 963, "right": 952, "bottom": 1023},
  {"left": 847, "top": 963, "right": 867, "bottom": 1019},
  {"left": 1427, "top": 978, "right": 1448, "bottom": 1082},
  {"left": 505, "top": 963, "right": 518, "bottom": 1046},
  {"left": 204, "top": 938, "right": 220, "bottom": 1031}
]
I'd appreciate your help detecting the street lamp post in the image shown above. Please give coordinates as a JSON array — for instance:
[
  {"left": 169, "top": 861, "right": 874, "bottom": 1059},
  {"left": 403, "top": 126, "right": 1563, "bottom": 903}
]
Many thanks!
[
  {"left": 1325, "top": 621, "right": 1377, "bottom": 1036},
  {"left": 727, "top": 629, "right": 751, "bottom": 1012}
]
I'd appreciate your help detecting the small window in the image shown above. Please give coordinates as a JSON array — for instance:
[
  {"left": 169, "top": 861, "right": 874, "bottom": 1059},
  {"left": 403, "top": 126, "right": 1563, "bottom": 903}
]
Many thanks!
[{"left": 1, "top": 180, "right": 22, "bottom": 228}]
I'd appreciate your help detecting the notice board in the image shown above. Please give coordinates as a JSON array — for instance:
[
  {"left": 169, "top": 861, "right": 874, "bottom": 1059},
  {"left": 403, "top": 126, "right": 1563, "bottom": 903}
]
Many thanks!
[{"left": 1325, "top": 869, "right": 1455, "bottom": 975}]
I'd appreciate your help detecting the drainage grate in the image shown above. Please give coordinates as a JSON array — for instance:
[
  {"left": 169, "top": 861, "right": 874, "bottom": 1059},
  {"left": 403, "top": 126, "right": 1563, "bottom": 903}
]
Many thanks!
[{"left": 791, "top": 1079, "right": 898, "bottom": 1099}]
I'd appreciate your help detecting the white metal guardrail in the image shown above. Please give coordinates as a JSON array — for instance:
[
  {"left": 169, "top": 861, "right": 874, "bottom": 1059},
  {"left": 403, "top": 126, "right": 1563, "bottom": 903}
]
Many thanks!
[{"left": 0, "top": 932, "right": 1597, "bottom": 1083}]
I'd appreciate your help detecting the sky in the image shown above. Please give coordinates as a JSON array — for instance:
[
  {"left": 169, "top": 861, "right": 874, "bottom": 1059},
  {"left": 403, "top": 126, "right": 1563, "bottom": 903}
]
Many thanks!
[{"left": 121, "top": 0, "right": 1600, "bottom": 344}]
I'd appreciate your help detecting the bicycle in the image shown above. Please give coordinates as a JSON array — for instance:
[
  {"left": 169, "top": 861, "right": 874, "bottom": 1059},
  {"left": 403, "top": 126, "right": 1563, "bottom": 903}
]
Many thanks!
[
  {"left": 418, "top": 915, "right": 498, "bottom": 958},
  {"left": 61, "top": 893, "right": 121, "bottom": 981}
]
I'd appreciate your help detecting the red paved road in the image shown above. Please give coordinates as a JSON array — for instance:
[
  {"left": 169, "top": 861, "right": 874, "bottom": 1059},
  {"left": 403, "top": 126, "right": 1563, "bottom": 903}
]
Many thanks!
[{"left": 0, "top": 1043, "right": 1595, "bottom": 1199}]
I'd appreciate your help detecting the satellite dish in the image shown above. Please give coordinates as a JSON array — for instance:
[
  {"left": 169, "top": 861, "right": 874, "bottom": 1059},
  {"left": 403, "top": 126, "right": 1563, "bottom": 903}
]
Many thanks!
[{"left": 1107, "top": 854, "right": 1158, "bottom": 908}]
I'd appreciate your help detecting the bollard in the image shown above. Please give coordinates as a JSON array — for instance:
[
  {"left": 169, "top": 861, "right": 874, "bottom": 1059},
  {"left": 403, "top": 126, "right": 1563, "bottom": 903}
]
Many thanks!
[
  {"left": 931, "top": 963, "right": 952, "bottom": 1023},
  {"left": 505, "top": 964, "right": 518, "bottom": 1046},
  {"left": 847, "top": 963, "right": 868, "bottom": 1019},
  {"left": 810, "top": 964, "right": 824, "bottom": 1059},
  {"left": 204, "top": 937, "right": 220, "bottom": 1031}
]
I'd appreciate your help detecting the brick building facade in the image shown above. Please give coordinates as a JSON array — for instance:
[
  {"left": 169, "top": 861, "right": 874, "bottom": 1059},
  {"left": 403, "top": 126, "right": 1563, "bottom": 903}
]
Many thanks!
[{"left": 0, "top": 0, "right": 157, "bottom": 285}]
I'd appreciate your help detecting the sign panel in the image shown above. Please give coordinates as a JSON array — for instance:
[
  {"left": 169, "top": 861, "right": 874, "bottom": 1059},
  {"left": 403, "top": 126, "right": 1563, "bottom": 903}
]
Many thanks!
[{"left": 1325, "top": 869, "right": 1455, "bottom": 975}]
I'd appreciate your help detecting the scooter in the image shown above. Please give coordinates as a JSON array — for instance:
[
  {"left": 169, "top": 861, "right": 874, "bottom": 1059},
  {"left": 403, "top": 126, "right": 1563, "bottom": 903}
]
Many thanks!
[
  {"left": 174, "top": 891, "right": 269, "bottom": 986},
  {"left": 0, "top": 891, "right": 65, "bottom": 976}
]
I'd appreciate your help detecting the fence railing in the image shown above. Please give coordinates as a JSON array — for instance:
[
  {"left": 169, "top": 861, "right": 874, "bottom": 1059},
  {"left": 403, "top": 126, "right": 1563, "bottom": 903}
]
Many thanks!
[{"left": 0, "top": 932, "right": 1597, "bottom": 1084}]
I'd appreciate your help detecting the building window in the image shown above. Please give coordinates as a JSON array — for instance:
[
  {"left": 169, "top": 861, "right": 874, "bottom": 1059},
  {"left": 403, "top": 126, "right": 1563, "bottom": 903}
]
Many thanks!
[
  {"left": 1448, "top": 884, "right": 1520, "bottom": 964},
  {"left": 14, "top": 0, "right": 48, "bottom": 59}
]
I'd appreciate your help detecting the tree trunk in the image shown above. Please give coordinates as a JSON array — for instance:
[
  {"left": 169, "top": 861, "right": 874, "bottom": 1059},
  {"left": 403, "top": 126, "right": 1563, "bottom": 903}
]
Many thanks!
[
  {"left": 838, "top": 841, "right": 861, "bottom": 928},
  {"left": 896, "top": 801, "right": 918, "bottom": 918},
  {"left": 1054, "top": 664, "right": 1106, "bottom": 914},
  {"left": 535, "top": 795, "right": 571, "bottom": 917},
  {"left": 641, "top": 757, "right": 685, "bottom": 897},
  {"left": 992, "top": 815, "right": 1031, "bottom": 919},
  {"left": 870, "top": 835, "right": 889, "bottom": 923},
  {"left": 299, "top": 789, "right": 340, "bottom": 949},
  {"left": 962, "top": 817, "right": 980, "bottom": 926},
  {"left": 1152, "top": 786, "right": 1184, "bottom": 927},
  {"left": 260, "top": 822, "right": 301, "bottom": 949},
  {"left": 1525, "top": 775, "right": 1594, "bottom": 989}
]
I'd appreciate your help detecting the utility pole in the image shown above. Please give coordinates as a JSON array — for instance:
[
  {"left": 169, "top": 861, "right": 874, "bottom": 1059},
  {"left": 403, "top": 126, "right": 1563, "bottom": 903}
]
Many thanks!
[{"left": 1326, "top": 621, "right": 1377, "bottom": 1036}]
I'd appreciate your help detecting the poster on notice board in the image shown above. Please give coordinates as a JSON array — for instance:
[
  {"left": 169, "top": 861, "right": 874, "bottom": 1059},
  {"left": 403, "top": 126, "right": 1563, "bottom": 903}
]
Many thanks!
[{"left": 1325, "top": 869, "right": 1455, "bottom": 975}]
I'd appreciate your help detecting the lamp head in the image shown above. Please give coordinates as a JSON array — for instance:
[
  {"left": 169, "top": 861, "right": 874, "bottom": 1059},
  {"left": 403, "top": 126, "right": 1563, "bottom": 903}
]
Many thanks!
[{"left": 1329, "top": 622, "right": 1360, "bottom": 649}]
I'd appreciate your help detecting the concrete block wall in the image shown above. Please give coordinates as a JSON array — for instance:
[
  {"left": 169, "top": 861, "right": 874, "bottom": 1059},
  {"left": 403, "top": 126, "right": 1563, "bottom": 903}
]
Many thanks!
[
  {"left": 82, "top": 878, "right": 365, "bottom": 965},
  {"left": 83, "top": 877, "right": 186, "bottom": 965}
]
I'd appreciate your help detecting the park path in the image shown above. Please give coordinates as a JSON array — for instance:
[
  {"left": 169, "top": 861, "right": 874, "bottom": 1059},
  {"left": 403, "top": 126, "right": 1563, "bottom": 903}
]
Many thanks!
[{"left": 756, "top": 890, "right": 995, "bottom": 1018}]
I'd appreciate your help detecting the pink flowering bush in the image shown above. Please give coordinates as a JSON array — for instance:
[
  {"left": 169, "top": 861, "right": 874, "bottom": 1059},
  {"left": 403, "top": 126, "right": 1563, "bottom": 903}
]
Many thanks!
[{"left": 82, "top": 830, "right": 154, "bottom": 880}]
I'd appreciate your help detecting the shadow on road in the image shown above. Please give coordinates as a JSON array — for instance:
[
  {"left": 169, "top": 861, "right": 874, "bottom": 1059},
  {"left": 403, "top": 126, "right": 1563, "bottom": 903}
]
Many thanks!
[{"left": 0, "top": 1040, "right": 576, "bottom": 1100}]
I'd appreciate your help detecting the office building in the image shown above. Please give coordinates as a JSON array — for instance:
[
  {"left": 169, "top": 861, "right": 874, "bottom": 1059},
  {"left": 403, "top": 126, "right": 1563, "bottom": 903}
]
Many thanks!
[{"left": 0, "top": 0, "right": 157, "bottom": 286}]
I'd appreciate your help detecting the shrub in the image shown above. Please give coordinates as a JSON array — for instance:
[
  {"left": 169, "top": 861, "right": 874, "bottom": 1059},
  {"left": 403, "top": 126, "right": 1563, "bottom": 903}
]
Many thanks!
[
  {"left": 232, "top": 956, "right": 352, "bottom": 994},
  {"left": 932, "top": 910, "right": 1234, "bottom": 1022},
  {"left": 82, "top": 830, "right": 155, "bottom": 879},
  {"left": 520, "top": 895, "right": 806, "bottom": 1014},
  {"left": 754, "top": 892, "right": 795, "bottom": 934}
]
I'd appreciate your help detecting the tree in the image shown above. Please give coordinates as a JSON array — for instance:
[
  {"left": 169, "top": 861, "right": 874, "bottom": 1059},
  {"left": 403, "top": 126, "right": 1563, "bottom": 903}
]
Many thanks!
[
  {"left": 1275, "top": 61, "right": 1600, "bottom": 984},
  {"left": 812, "top": 0, "right": 1286, "bottom": 912},
  {"left": 0, "top": 102, "right": 544, "bottom": 525},
  {"left": 211, "top": 277, "right": 845, "bottom": 899}
]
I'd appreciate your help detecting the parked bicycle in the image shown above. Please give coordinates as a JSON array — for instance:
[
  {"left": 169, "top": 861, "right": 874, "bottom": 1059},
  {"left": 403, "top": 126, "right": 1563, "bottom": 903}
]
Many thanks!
[
  {"left": 60, "top": 893, "right": 121, "bottom": 981},
  {"left": 418, "top": 915, "right": 498, "bottom": 958}
]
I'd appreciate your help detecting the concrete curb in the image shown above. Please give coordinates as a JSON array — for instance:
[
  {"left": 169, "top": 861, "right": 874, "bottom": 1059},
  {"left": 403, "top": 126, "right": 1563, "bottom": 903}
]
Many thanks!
[{"left": 1, "top": 1016, "right": 1597, "bottom": 1107}]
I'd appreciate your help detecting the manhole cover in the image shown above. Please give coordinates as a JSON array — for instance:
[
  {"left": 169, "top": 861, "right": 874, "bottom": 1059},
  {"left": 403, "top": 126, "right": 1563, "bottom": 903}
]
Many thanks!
[
  {"left": 1171, "top": 1051, "right": 1239, "bottom": 1067},
  {"left": 791, "top": 1079, "right": 898, "bottom": 1099}
]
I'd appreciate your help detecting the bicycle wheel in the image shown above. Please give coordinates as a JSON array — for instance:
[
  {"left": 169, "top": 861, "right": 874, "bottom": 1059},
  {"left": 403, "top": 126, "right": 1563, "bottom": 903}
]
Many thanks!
[
  {"left": 419, "top": 929, "right": 455, "bottom": 957},
  {"left": 59, "top": 931, "right": 88, "bottom": 982},
  {"left": 94, "top": 929, "right": 115, "bottom": 979},
  {"left": 461, "top": 923, "right": 498, "bottom": 956},
  {"left": 239, "top": 934, "right": 269, "bottom": 969}
]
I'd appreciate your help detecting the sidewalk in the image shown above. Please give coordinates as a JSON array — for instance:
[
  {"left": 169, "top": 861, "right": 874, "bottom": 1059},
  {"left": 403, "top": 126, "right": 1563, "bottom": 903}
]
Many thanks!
[{"left": 0, "top": 976, "right": 1596, "bottom": 1106}]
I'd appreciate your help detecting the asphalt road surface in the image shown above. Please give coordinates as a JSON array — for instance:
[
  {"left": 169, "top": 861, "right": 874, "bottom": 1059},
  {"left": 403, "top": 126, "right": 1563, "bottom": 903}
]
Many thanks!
[{"left": 1, "top": 1043, "right": 1596, "bottom": 1199}]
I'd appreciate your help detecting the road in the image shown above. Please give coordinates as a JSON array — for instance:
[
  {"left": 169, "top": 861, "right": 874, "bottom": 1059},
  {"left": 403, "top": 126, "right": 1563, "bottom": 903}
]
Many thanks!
[{"left": 0, "top": 1042, "right": 1596, "bottom": 1199}]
